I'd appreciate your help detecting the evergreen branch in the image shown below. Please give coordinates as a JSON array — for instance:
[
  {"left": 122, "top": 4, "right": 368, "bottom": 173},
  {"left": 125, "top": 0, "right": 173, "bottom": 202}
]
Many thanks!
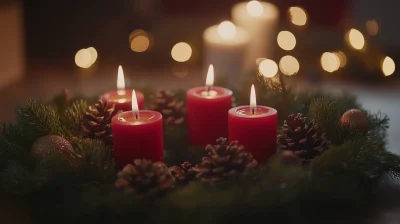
[
  {"left": 311, "top": 136, "right": 399, "bottom": 183},
  {"left": 309, "top": 98, "right": 340, "bottom": 126},
  {"left": 368, "top": 111, "right": 389, "bottom": 139},
  {"left": 63, "top": 100, "right": 88, "bottom": 135},
  {"left": 381, "top": 152, "right": 400, "bottom": 179},
  {"left": 0, "top": 123, "right": 20, "bottom": 142},
  {"left": 0, "top": 124, "right": 20, "bottom": 164},
  {"left": 0, "top": 123, "right": 33, "bottom": 156},
  {"left": 72, "top": 138, "right": 114, "bottom": 182},
  {"left": 16, "top": 99, "right": 64, "bottom": 140},
  {"left": 0, "top": 135, "right": 22, "bottom": 168},
  {"left": 309, "top": 97, "right": 343, "bottom": 144},
  {"left": 0, "top": 86, "right": 398, "bottom": 223},
  {"left": 0, "top": 161, "right": 36, "bottom": 195},
  {"left": 331, "top": 91, "right": 360, "bottom": 114},
  {"left": 278, "top": 73, "right": 287, "bottom": 95}
]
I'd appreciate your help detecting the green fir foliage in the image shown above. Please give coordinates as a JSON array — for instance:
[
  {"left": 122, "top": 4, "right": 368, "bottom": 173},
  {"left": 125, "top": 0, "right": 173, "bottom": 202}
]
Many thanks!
[
  {"left": 16, "top": 99, "right": 64, "bottom": 139},
  {"left": 63, "top": 100, "right": 88, "bottom": 136},
  {"left": 71, "top": 138, "right": 115, "bottom": 182},
  {"left": 0, "top": 85, "right": 399, "bottom": 223}
]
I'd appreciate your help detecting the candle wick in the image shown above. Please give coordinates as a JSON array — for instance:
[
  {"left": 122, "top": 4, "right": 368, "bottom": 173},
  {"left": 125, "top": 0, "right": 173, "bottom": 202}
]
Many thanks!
[
  {"left": 133, "top": 111, "right": 139, "bottom": 120},
  {"left": 118, "top": 89, "right": 126, "bottom": 96},
  {"left": 251, "top": 107, "right": 255, "bottom": 115},
  {"left": 205, "top": 85, "right": 212, "bottom": 96}
]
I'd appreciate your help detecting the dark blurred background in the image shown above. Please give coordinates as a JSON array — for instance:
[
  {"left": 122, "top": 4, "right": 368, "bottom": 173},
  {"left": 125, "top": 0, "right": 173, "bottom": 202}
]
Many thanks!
[
  {"left": 13, "top": 0, "right": 398, "bottom": 80},
  {"left": 21, "top": 0, "right": 350, "bottom": 66},
  {"left": 0, "top": 0, "right": 398, "bottom": 102},
  {"left": 0, "top": 0, "right": 399, "bottom": 121}
]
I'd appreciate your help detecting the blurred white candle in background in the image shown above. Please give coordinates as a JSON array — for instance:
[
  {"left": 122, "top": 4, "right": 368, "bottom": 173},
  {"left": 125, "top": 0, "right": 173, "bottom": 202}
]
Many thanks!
[
  {"left": 232, "top": 1, "right": 279, "bottom": 70},
  {"left": 203, "top": 21, "right": 250, "bottom": 85}
]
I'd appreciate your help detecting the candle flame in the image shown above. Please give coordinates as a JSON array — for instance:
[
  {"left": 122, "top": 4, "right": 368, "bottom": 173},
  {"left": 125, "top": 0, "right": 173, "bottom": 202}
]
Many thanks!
[
  {"left": 218, "top": 21, "right": 237, "bottom": 40},
  {"left": 247, "top": 1, "right": 263, "bottom": 17},
  {"left": 250, "top": 84, "right": 256, "bottom": 110},
  {"left": 206, "top": 64, "right": 214, "bottom": 87},
  {"left": 132, "top": 90, "right": 140, "bottom": 119},
  {"left": 117, "top": 65, "right": 126, "bottom": 95}
]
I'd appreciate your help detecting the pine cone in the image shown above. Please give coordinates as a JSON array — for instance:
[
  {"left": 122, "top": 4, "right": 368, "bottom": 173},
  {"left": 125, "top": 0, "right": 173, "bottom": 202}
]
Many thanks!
[
  {"left": 194, "top": 138, "right": 258, "bottom": 182},
  {"left": 150, "top": 90, "right": 185, "bottom": 125},
  {"left": 115, "top": 159, "right": 175, "bottom": 196},
  {"left": 170, "top": 161, "right": 196, "bottom": 183},
  {"left": 277, "top": 113, "right": 330, "bottom": 164},
  {"left": 82, "top": 99, "right": 122, "bottom": 145}
]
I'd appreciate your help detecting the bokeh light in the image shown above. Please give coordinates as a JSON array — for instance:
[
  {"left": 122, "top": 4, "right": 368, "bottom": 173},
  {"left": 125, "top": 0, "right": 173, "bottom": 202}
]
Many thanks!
[
  {"left": 75, "top": 48, "right": 92, "bottom": 68},
  {"left": 87, "top": 47, "right": 98, "bottom": 66},
  {"left": 247, "top": 1, "right": 263, "bottom": 17},
  {"left": 366, "top": 20, "right": 379, "bottom": 36},
  {"left": 347, "top": 29, "right": 365, "bottom": 50},
  {"left": 333, "top": 51, "right": 347, "bottom": 68},
  {"left": 171, "top": 42, "right": 192, "bottom": 62},
  {"left": 321, "top": 52, "right": 340, "bottom": 73},
  {"left": 129, "top": 29, "right": 151, "bottom": 52},
  {"left": 256, "top": 58, "right": 267, "bottom": 65},
  {"left": 131, "top": 36, "right": 150, "bottom": 52},
  {"left": 218, "top": 21, "right": 237, "bottom": 40},
  {"left": 279, "top": 55, "right": 300, "bottom": 76},
  {"left": 289, "top": 7, "right": 307, "bottom": 26},
  {"left": 277, "top": 31, "right": 296, "bottom": 51},
  {"left": 172, "top": 64, "right": 189, "bottom": 78},
  {"left": 258, "top": 59, "right": 278, "bottom": 78},
  {"left": 382, "top": 56, "right": 395, "bottom": 76}
]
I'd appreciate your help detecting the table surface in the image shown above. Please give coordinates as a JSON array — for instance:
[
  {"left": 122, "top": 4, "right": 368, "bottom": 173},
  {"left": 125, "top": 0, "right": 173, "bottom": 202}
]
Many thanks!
[{"left": 0, "top": 61, "right": 400, "bottom": 223}]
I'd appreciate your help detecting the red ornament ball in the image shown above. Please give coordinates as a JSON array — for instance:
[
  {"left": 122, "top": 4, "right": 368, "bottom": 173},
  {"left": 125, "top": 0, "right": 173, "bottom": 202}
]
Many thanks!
[
  {"left": 31, "top": 135, "right": 77, "bottom": 166},
  {"left": 340, "top": 109, "right": 369, "bottom": 133}
]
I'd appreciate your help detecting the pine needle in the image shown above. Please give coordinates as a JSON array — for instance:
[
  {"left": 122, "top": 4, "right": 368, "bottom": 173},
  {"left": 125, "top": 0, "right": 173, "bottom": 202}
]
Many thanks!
[
  {"left": 16, "top": 99, "right": 63, "bottom": 139},
  {"left": 63, "top": 100, "right": 88, "bottom": 135}
]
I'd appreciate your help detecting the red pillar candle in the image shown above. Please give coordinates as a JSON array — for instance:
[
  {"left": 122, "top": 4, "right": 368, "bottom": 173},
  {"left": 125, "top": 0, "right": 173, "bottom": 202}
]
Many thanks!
[
  {"left": 187, "top": 65, "right": 233, "bottom": 146},
  {"left": 228, "top": 85, "right": 277, "bottom": 162},
  {"left": 100, "top": 66, "right": 145, "bottom": 111},
  {"left": 112, "top": 90, "right": 163, "bottom": 169}
]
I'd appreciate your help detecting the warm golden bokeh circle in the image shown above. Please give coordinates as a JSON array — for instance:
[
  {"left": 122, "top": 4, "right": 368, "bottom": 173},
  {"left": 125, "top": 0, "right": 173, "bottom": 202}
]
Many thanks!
[
  {"left": 258, "top": 59, "right": 278, "bottom": 78},
  {"left": 277, "top": 31, "right": 296, "bottom": 51},
  {"left": 279, "top": 55, "right": 300, "bottom": 76},
  {"left": 171, "top": 42, "right": 193, "bottom": 62}
]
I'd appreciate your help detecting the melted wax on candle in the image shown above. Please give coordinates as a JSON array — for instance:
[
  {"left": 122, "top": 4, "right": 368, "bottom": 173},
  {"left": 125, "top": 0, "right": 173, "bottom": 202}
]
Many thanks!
[
  {"left": 200, "top": 90, "right": 218, "bottom": 97},
  {"left": 117, "top": 112, "right": 157, "bottom": 125},
  {"left": 236, "top": 107, "right": 272, "bottom": 116}
]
